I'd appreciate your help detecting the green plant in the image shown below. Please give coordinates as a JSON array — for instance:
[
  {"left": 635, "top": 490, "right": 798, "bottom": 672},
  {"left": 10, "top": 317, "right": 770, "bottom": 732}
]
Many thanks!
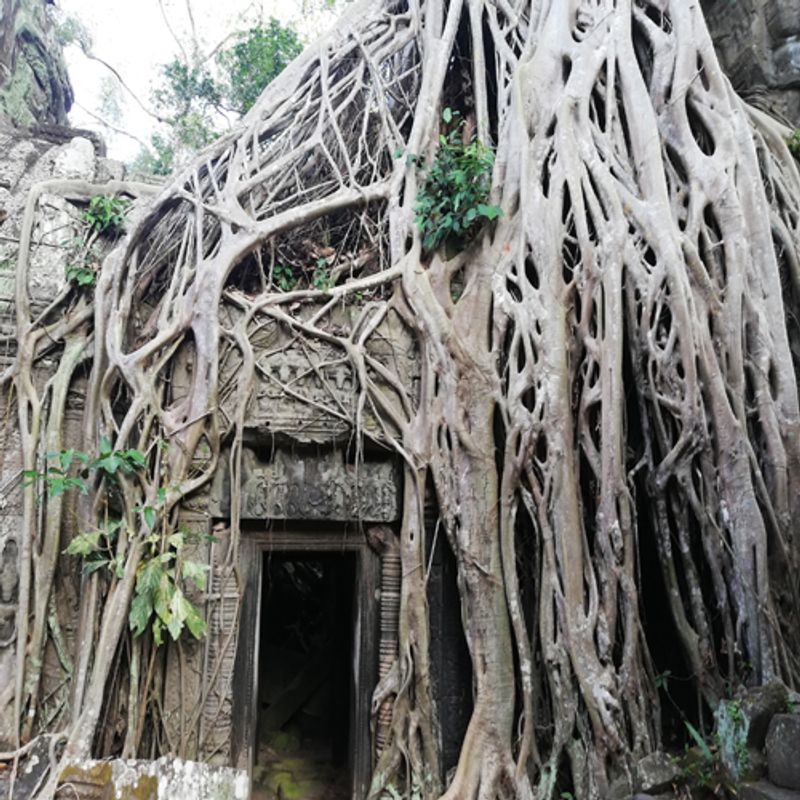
[
  {"left": 273, "top": 262, "right": 296, "bottom": 291},
  {"left": 312, "top": 258, "right": 333, "bottom": 291},
  {"left": 674, "top": 714, "right": 749, "bottom": 795},
  {"left": 414, "top": 108, "right": 502, "bottom": 252},
  {"left": 66, "top": 263, "right": 97, "bottom": 287},
  {"left": 134, "top": 18, "right": 302, "bottom": 175},
  {"left": 23, "top": 448, "right": 90, "bottom": 499},
  {"left": 676, "top": 720, "right": 719, "bottom": 791},
  {"left": 128, "top": 528, "right": 209, "bottom": 646},
  {"left": 83, "top": 195, "right": 130, "bottom": 234},
  {"left": 23, "top": 439, "right": 145, "bottom": 501},
  {"left": 788, "top": 129, "right": 800, "bottom": 159},
  {"left": 25, "top": 441, "right": 209, "bottom": 646},
  {"left": 216, "top": 19, "right": 303, "bottom": 114}
]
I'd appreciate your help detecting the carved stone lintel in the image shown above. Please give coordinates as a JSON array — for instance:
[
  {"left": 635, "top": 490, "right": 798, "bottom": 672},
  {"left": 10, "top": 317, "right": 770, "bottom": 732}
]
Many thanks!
[{"left": 218, "top": 448, "right": 400, "bottom": 522}]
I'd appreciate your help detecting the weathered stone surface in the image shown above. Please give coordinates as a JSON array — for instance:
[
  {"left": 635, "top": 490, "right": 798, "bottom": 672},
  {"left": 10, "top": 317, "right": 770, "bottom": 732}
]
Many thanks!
[
  {"left": 52, "top": 136, "right": 96, "bottom": 180},
  {"left": 741, "top": 780, "right": 800, "bottom": 800},
  {"left": 636, "top": 752, "right": 680, "bottom": 794},
  {"left": 739, "top": 683, "right": 792, "bottom": 750},
  {"left": 702, "top": 0, "right": 800, "bottom": 123},
  {"left": 767, "top": 714, "right": 800, "bottom": 789},
  {"left": 213, "top": 447, "right": 400, "bottom": 522},
  {"left": 609, "top": 753, "right": 680, "bottom": 799},
  {"left": 0, "top": 0, "right": 73, "bottom": 126},
  {"left": 58, "top": 758, "right": 249, "bottom": 799}
]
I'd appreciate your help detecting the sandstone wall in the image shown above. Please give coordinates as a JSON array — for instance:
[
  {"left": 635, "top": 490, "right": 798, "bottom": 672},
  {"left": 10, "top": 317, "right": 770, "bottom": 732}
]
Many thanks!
[{"left": 703, "top": 0, "right": 800, "bottom": 124}]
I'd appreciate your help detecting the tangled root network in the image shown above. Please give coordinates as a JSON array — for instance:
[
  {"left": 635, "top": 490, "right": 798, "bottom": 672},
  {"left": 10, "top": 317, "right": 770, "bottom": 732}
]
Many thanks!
[{"left": 6, "top": 1, "right": 800, "bottom": 798}]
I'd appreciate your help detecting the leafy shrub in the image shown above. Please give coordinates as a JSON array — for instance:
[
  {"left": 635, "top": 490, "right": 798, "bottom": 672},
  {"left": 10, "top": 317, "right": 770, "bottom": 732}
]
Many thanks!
[
  {"left": 66, "top": 263, "right": 97, "bottom": 287},
  {"left": 25, "top": 440, "right": 209, "bottom": 646},
  {"left": 414, "top": 108, "right": 502, "bottom": 252},
  {"left": 312, "top": 258, "right": 333, "bottom": 291},
  {"left": 83, "top": 195, "right": 130, "bottom": 234},
  {"left": 273, "top": 262, "right": 296, "bottom": 291}
]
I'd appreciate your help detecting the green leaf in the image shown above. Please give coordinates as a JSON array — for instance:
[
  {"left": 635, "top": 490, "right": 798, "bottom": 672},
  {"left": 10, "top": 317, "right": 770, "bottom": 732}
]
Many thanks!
[
  {"left": 153, "top": 573, "right": 175, "bottom": 627},
  {"left": 122, "top": 449, "right": 146, "bottom": 469},
  {"left": 182, "top": 560, "right": 210, "bottom": 591},
  {"left": 83, "top": 556, "right": 110, "bottom": 575},
  {"left": 152, "top": 618, "right": 164, "bottom": 647},
  {"left": 130, "top": 590, "right": 154, "bottom": 638},
  {"left": 99, "top": 436, "right": 113, "bottom": 457},
  {"left": 167, "top": 531, "right": 186, "bottom": 549},
  {"left": 167, "top": 588, "right": 192, "bottom": 640},
  {"left": 93, "top": 453, "right": 121, "bottom": 474},
  {"left": 110, "top": 557, "right": 125, "bottom": 579},
  {"left": 442, "top": 107, "right": 453, "bottom": 124},
  {"left": 65, "top": 531, "right": 101, "bottom": 556},
  {"left": 142, "top": 506, "right": 157, "bottom": 529},
  {"left": 477, "top": 203, "right": 502, "bottom": 221},
  {"left": 684, "top": 720, "right": 714, "bottom": 763},
  {"left": 184, "top": 602, "right": 207, "bottom": 639},
  {"left": 137, "top": 558, "right": 163, "bottom": 595}
]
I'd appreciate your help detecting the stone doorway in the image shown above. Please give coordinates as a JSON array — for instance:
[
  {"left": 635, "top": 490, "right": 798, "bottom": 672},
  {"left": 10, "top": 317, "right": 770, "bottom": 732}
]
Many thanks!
[
  {"left": 231, "top": 528, "right": 379, "bottom": 800},
  {"left": 253, "top": 552, "right": 355, "bottom": 799}
]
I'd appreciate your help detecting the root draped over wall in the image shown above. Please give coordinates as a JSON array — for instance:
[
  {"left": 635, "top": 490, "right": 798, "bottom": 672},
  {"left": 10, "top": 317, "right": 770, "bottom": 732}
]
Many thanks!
[{"left": 3, "top": 1, "right": 800, "bottom": 798}]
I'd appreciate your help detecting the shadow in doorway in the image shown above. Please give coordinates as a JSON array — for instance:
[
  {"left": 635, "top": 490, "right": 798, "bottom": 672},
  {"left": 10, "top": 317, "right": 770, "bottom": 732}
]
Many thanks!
[{"left": 253, "top": 552, "right": 354, "bottom": 800}]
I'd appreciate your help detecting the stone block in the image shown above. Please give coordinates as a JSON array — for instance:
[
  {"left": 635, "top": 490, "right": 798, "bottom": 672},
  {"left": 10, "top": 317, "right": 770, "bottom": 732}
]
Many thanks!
[
  {"left": 767, "top": 714, "right": 800, "bottom": 790},
  {"left": 59, "top": 757, "right": 248, "bottom": 799},
  {"left": 739, "top": 683, "right": 791, "bottom": 751},
  {"left": 636, "top": 752, "right": 680, "bottom": 794},
  {"left": 741, "top": 780, "right": 800, "bottom": 800}
]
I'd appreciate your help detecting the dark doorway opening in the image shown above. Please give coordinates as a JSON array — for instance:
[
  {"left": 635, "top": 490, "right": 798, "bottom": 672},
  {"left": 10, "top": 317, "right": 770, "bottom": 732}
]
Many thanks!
[{"left": 253, "top": 552, "right": 355, "bottom": 800}]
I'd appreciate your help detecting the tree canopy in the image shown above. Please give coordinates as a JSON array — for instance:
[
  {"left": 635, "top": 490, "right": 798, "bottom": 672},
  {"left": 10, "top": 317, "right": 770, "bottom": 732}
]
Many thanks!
[{"left": 135, "top": 18, "right": 303, "bottom": 174}]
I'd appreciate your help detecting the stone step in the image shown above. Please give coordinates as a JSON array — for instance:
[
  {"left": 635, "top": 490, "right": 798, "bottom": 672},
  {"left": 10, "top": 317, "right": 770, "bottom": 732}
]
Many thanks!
[{"left": 741, "top": 781, "right": 800, "bottom": 800}]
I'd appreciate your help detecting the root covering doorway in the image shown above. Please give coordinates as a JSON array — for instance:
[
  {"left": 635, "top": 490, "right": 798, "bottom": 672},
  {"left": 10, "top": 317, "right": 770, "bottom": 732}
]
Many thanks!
[{"left": 231, "top": 528, "right": 379, "bottom": 800}]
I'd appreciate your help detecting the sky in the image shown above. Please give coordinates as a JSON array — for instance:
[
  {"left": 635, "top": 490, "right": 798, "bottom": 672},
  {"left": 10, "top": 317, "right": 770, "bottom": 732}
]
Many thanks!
[{"left": 57, "top": 0, "right": 340, "bottom": 161}]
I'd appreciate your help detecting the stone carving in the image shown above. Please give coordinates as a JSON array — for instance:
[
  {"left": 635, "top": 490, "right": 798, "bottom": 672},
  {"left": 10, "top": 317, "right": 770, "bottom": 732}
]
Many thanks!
[
  {"left": 247, "top": 345, "right": 360, "bottom": 442},
  {"left": 213, "top": 305, "right": 417, "bottom": 446},
  {"left": 0, "top": 538, "right": 18, "bottom": 645},
  {"left": 216, "top": 447, "right": 400, "bottom": 522}
]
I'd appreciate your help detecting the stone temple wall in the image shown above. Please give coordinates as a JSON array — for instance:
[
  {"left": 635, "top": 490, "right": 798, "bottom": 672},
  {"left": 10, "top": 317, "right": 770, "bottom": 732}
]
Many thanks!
[
  {"left": 0, "top": 128, "right": 125, "bottom": 744},
  {"left": 702, "top": 0, "right": 800, "bottom": 124}
]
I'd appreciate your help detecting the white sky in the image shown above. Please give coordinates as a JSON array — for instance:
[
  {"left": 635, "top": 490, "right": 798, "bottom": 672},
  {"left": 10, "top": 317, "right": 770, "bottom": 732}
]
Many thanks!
[{"left": 58, "top": 0, "right": 339, "bottom": 161}]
